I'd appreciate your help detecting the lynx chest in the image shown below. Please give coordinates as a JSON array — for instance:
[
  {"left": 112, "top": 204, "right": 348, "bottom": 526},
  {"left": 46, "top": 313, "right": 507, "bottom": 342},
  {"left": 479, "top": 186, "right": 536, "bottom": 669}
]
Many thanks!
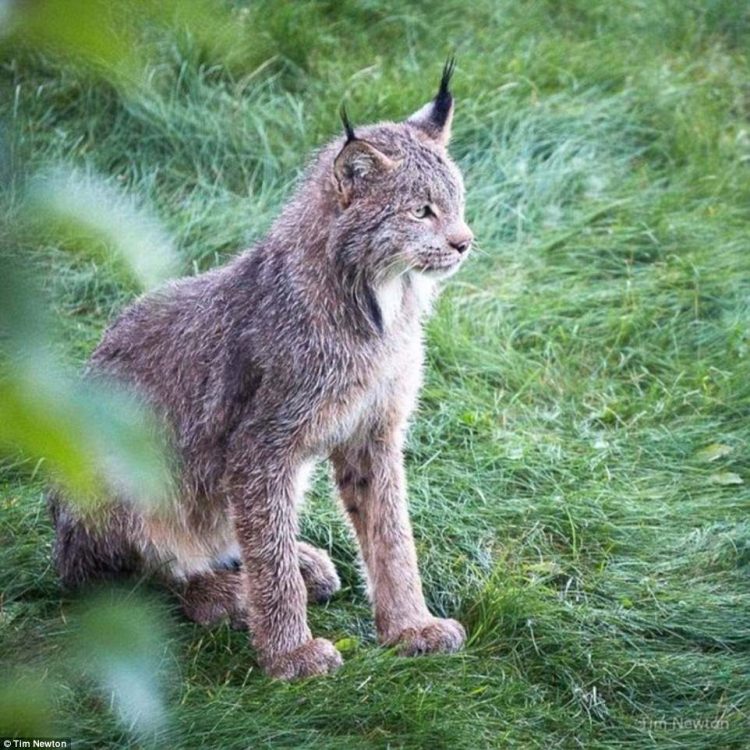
[{"left": 301, "top": 323, "right": 424, "bottom": 455}]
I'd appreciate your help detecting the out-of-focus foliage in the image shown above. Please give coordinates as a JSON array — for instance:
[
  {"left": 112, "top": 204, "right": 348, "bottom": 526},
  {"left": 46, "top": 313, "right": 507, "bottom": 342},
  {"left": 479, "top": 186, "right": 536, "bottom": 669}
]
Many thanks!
[
  {"left": 0, "top": 0, "right": 363, "bottom": 92},
  {"left": 73, "top": 590, "right": 170, "bottom": 736},
  {"left": 0, "top": 355, "right": 175, "bottom": 509},
  {"left": 26, "top": 169, "right": 180, "bottom": 291},
  {"left": 0, "top": 176, "right": 175, "bottom": 508},
  {"left": 0, "top": 675, "right": 55, "bottom": 738},
  {"left": 0, "top": 1, "right": 250, "bottom": 743},
  {"left": 0, "top": 0, "right": 251, "bottom": 90},
  {"left": 0, "top": 591, "right": 171, "bottom": 739},
  {"left": 1, "top": 194, "right": 175, "bottom": 507},
  {"left": 0, "top": 2, "right": 226, "bottom": 510}
]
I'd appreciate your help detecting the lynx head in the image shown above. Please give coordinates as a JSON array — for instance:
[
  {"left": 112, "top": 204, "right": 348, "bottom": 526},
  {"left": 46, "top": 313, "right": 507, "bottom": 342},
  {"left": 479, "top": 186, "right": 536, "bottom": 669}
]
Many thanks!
[{"left": 330, "top": 59, "right": 473, "bottom": 281}]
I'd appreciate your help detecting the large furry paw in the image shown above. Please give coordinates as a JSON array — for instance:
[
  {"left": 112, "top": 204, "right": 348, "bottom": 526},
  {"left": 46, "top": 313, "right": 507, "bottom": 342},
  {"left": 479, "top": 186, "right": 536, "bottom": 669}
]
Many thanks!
[
  {"left": 178, "top": 569, "right": 246, "bottom": 628},
  {"left": 263, "top": 638, "right": 343, "bottom": 680},
  {"left": 298, "top": 542, "right": 341, "bottom": 604},
  {"left": 387, "top": 618, "right": 466, "bottom": 657}
]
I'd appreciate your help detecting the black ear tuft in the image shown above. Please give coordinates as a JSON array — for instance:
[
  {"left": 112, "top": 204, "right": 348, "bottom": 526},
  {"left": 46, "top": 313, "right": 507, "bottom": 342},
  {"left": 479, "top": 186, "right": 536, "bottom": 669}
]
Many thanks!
[
  {"left": 405, "top": 57, "right": 456, "bottom": 145},
  {"left": 340, "top": 105, "right": 356, "bottom": 143},
  {"left": 433, "top": 56, "right": 456, "bottom": 128}
]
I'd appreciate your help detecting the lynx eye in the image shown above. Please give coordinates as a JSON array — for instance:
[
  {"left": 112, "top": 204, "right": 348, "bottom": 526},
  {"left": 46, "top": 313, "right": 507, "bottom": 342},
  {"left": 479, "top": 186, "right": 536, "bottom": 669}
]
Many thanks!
[{"left": 413, "top": 204, "right": 435, "bottom": 220}]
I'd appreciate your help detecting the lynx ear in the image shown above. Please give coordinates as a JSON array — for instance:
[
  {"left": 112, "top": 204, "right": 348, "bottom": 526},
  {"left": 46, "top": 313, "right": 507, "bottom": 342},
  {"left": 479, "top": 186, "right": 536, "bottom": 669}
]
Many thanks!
[
  {"left": 333, "top": 107, "right": 398, "bottom": 207},
  {"left": 407, "top": 57, "right": 455, "bottom": 147}
]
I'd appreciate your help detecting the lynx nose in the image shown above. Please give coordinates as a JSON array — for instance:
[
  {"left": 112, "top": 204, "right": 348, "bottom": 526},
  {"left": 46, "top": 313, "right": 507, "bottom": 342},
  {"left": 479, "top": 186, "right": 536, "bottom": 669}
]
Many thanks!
[
  {"left": 447, "top": 223, "right": 474, "bottom": 254},
  {"left": 450, "top": 238, "right": 472, "bottom": 254}
]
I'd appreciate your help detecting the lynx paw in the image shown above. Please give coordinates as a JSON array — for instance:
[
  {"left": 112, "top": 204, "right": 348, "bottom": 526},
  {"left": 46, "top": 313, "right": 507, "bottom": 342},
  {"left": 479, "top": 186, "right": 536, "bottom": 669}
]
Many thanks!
[
  {"left": 298, "top": 542, "right": 341, "bottom": 604},
  {"left": 264, "top": 638, "right": 343, "bottom": 680},
  {"left": 388, "top": 618, "right": 466, "bottom": 657}
]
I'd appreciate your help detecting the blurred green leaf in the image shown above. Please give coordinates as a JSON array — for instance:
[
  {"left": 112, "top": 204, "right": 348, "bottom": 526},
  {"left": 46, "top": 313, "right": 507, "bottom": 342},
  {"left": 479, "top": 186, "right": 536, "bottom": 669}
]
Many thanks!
[
  {"left": 1, "top": 0, "right": 256, "bottom": 90},
  {"left": 0, "top": 1, "right": 19, "bottom": 40},
  {"left": 2, "top": 162, "right": 178, "bottom": 510},
  {"left": 6, "top": 0, "right": 142, "bottom": 87},
  {"left": 0, "top": 254, "right": 49, "bottom": 352},
  {"left": 0, "top": 259, "right": 173, "bottom": 510},
  {"left": 0, "top": 673, "right": 56, "bottom": 737},
  {"left": 73, "top": 590, "right": 169, "bottom": 736},
  {"left": 26, "top": 167, "right": 180, "bottom": 292},
  {"left": 0, "top": 354, "right": 174, "bottom": 510}
]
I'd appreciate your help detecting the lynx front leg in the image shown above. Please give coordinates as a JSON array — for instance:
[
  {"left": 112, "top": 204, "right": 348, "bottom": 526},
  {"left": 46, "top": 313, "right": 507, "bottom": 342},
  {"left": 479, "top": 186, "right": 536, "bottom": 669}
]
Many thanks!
[
  {"left": 332, "top": 439, "right": 465, "bottom": 656},
  {"left": 225, "top": 456, "right": 342, "bottom": 679}
]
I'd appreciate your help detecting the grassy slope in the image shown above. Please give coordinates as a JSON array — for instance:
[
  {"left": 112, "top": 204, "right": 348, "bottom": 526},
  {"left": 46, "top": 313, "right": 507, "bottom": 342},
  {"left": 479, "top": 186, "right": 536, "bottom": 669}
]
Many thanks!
[{"left": 1, "top": 0, "right": 749, "bottom": 747}]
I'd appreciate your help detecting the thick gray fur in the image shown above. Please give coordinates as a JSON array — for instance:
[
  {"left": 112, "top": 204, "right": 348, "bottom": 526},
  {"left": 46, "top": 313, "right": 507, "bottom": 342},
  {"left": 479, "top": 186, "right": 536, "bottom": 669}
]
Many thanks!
[{"left": 51, "top": 64, "right": 474, "bottom": 679}]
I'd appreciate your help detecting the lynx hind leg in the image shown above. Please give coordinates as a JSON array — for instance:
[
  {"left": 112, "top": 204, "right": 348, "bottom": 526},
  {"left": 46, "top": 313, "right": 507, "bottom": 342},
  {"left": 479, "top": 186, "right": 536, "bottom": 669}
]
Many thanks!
[
  {"left": 177, "top": 542, "right": 338, "bottom": 628},
  {"left": 177, "top": 568, "right": 247, "bottom": 629},
  {"left": 298, "top": 541, "right": 341, "bottom": 604},
  {"left": 215, "top": 541, "right": 341, "bottom": 605},
  {"left": 48, "top": 490, "right": 140, "bottom": 589}
]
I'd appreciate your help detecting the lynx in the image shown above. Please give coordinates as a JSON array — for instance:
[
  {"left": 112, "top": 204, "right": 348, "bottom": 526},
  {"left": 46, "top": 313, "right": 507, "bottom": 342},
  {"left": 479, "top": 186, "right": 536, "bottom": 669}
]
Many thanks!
[{"left": 50, "top": 60, "right": 474, "bottom": 679}]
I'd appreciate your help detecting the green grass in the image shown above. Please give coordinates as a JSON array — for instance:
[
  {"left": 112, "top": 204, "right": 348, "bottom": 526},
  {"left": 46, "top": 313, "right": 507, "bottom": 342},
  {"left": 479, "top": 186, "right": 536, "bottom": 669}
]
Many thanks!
[{"left": 2, "top": 0, "right": 750, "bottom": 747}]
